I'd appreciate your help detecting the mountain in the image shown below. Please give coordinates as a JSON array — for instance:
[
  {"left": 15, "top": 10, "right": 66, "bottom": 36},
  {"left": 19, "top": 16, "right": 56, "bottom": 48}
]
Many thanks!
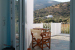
[
  {"left": 34, "top": 2, "right": 70, "bottom": 23},
  {"left": 34, "top": 0, "right": 61, "bottom": 10}
]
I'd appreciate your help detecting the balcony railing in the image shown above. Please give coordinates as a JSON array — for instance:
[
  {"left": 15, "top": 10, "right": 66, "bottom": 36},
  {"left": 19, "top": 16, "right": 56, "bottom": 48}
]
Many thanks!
[
  {"left": 43, "top": 23, "right": 70, "bottom": 34},
  {"left": 33, "top": 23, "right": 70, "bottom": 35}
]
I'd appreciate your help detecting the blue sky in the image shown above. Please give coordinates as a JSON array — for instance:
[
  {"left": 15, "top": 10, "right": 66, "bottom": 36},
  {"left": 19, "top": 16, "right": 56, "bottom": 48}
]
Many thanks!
[
  {"left": 53, "top": 0, "right": 70, "bottom": 2},
  {"left": 16, "top": 0, "right": 70, "bottom": 2}
]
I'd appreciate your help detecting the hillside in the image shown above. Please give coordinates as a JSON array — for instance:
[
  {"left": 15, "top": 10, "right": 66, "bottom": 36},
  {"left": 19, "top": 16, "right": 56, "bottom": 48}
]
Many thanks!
[
  {"left": 34, "top": 0, "right": 60, "bottom": 10},
  {"left": 34, "top": 2, "right": 70, "bottom": 23}
]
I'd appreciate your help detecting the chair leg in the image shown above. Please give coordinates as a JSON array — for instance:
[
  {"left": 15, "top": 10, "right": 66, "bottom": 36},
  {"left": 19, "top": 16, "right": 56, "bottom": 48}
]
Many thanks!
[
  {"left": 42, "top": 39, "right": 43, "bottom": 50},
  {"left": 32, "top": 41, "right": 33, "bottom": 47},
  {"left": 49, "top": 38, "right": 51, "bottom": 49},
  {"left": 32, "top": 37, "right": 34, "bottom": 48}
]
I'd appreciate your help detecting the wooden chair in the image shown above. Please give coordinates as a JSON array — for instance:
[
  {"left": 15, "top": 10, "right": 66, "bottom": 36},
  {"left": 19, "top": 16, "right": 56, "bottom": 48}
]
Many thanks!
[
  {"left": 31, "top": 29, "right": 42, "bottom": 48},
  {"left": 31, "top": 29, "right": 51, "bottom": 50},
  {"left": 41, "top": 32, "right": 51, "bottom": 50},
  {"left": 27, "top": 48, "right": 31, "bottom": 50},
  {"left": 35, "top": 26, "right": 40, "bottom": 28}
]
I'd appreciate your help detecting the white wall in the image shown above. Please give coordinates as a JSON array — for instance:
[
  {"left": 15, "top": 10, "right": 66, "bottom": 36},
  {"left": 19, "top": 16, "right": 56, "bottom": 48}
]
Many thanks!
[
  {"left": 25, "top": 0, "right": 33, "bottom": 49},
  {"left": 51, "top": 23, "right": 61, "bottom": 36},
  {"left": 33, "top": 23, "right": 43, "bottom": 28},
  {"left": 32, "top": 23, "right": 61, "bottom": 36}
]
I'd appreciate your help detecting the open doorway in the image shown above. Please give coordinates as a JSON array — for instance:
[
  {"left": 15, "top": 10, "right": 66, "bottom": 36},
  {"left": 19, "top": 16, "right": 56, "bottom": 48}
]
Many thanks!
[
  {"left": 32, "top": 0, "right": 70, "bottom": 50},
  {"left": 9, "top": 0, "right": 75, "bottom": 50}
]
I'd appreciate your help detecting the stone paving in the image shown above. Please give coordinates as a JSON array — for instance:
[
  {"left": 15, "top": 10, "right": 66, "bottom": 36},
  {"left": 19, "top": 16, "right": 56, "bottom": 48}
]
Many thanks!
[{"left": 32, "top": 35, "right": 70, "bottom": 50}]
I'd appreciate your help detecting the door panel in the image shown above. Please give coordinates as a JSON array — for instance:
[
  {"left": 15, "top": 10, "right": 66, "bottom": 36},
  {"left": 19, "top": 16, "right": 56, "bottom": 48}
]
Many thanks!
[{"left": 15, "top": 0, "right": 20, "bottom": 50}]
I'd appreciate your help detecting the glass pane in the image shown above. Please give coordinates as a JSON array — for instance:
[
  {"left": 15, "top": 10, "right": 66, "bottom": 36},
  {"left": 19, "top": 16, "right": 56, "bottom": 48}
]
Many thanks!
[{"left": 15, "top": 0, "right": 20, "bottom": 50}]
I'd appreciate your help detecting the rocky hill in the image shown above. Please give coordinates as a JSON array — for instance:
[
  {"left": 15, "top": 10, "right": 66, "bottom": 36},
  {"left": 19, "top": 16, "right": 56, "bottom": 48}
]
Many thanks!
[
  {"left": 34, "top": 2, "right": 70, "bottom": 23},
  {"left": 34, "top": 0, "right": 60, "bottom": 10}
]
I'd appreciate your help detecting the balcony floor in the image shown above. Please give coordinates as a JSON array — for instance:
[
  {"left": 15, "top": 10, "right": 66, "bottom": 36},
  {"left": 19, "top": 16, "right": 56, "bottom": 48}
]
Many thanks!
[{"left": 31, "top": 35, "right": 70, "bottom": 50}]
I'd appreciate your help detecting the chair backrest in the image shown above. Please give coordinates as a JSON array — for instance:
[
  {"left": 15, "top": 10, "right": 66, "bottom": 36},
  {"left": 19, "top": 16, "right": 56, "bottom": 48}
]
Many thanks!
[{"left": 31, "top": 29, "right": 42, "bottom": 39}]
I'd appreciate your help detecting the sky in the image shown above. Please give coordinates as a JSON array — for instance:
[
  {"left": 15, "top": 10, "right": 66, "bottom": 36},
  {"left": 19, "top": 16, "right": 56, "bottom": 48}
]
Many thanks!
[
  {"left": 16, "top": 0, "right": 70, "bottom": 2},
  {"left": 52, "top": 0, "right": 70, "bottom": 2},
  {"left": 16, "top": 0, "right": 18, "bottom": 1}
]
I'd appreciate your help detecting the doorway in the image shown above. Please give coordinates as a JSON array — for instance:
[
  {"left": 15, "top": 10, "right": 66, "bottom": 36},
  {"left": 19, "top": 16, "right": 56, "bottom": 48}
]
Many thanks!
[
  {"left": 33, "top": 0, "right": 70, "bottom": 50},
  {"left": 11, "top": 0, "right": 72, "bottom": 49}
]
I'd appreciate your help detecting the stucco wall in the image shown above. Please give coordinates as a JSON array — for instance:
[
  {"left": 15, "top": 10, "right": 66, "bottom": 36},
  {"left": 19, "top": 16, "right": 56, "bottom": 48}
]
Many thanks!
[
  {"left": 25, "top": 0, "right": 33, "bottom": 49},
  {"left": 51, "top": 23, "right": 61, "bottom": 36},
  {"left": 32, "top": 23, "right": 61, "bottom": 36},
  {"left": 33, "top": 23, "right": 43, "bottom": 28}
]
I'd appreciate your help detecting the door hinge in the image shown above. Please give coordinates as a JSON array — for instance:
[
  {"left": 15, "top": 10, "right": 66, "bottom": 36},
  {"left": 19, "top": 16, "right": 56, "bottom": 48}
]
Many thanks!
[
  {"left": 71, "top": 40, "right": 72, "bottom": 43},
  {"left": 11, "top": 1, "right": 12, "bottom": 4},
  {"left": 11, "top": 17, "right": 12, "bottom": 19}
]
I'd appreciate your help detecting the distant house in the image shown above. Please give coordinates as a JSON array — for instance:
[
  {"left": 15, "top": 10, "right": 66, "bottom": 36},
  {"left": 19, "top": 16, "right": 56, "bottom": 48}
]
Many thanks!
[{"left": 45, "top": 15, "right": 53, "bottom": 18}]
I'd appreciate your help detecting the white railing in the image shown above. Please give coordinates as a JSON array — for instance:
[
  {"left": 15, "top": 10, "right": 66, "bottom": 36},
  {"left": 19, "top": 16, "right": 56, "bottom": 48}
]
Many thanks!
[
  {"left": 33, "top": 23, "right": 43, "bottom": 28},
  {"left": 43, "top": 23, "right": 61, "bottom": 36},
  {"left": 32, "top": 23, "right": 70, "bottom": 36}
]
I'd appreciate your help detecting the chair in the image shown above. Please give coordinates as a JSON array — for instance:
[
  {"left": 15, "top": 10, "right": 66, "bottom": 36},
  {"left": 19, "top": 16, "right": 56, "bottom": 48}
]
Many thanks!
[
  {"left": 31, "top": 29, "right": 42, "bottom": 48},
  {"left": 31, "top": 29, "right": 51, "bottom": 50},
  {"left": 35, "top": 26, "right": 40, "bottom": 28},
  {"left": 27, "top": 48, "right": 31, "bottom": 50},
  {"left": 41, "top": 32, "right": 51, "bottom": 50}
]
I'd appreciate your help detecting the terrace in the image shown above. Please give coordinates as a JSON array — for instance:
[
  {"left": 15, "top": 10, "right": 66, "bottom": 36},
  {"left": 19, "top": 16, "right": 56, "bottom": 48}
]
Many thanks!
[
  {"left": 14, "top": 0, "right": 70, "bottom": 50},
  {"left": 30, "top": 34, "right": 70, "bottom": 50},
  {"left": 28, "top": 23, "right": 70, "bottom": 50}
]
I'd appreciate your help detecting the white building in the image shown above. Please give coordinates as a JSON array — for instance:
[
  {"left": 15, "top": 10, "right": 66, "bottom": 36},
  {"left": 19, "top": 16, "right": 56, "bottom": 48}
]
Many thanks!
[{"left": 45, "top": 15, "right": 53, "bottom": 18}]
